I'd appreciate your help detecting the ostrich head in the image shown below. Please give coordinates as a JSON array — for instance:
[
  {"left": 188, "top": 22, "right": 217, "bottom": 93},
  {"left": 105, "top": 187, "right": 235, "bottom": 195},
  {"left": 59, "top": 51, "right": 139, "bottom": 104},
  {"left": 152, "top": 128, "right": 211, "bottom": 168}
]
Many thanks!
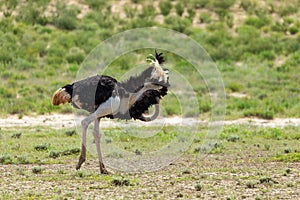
[
  {"left": 116, "top": 51, "right": 170, "bottom": 121},
  {"left": 52, "top": 84, "right": 72, "bottom": 105},
  {"left": 147, "top": 51, "right": 169, "bottom": 83}
]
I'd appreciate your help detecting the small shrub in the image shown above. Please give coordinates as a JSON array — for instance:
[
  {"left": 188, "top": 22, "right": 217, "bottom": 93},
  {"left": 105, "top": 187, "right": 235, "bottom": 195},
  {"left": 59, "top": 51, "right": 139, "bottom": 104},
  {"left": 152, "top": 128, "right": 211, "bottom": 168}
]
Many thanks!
[
  {"left": 243, "top": 109, "right": 274, "bottom": 120},
  {"left": 34, "top": 143, "right": 50, "bottom": 151},
  {"left": 284, "top": 147, "right": 292, "bottom": 154},
  {"left": 49, "top": 151, "right": 60, "bottom": 159},
  {"left": 275, "top": 152, "right": 300, "bottom": 162},
  {"left": 225, "top": 13, "right": 234, "bottom": 28},
  {"left": 246, "top": 180, "right": 256, "bottom": 188},
  {"left": 0, "top": 154, "right": 13, "bottom": 164},
  {"left": 159, "top": 1, "right": 172, "bottom": 16},
  {"left": 175, "top": 3, "right": 184, "bottom": 16},
  {"left": 245, "top": 17, "right": 268, "bottom": 29},
  {"left": 84, "top": 0, "right": 106, "bottom": 9},
  {"left": 11, "top": 132, "right": 22, "bottom": 139},
  {"left": 139, "top": 5, "right": 155, "bottom": 18},
  {"left": 164, "top": 16, "right": 191, "bottom": 33},
  {"left": 16, "top": 2, "right": 44, "bottom": 25},
  {"left": 187, "top": 8, "right": 195, "bottom": 20},
  {"left": 112, "top": 178, "right": 130, "bottom": 186},
  {"left": 76, "top": 171, "right": 85, "bottom": 178},
  {"left": 195, "top": 183, "right": 202, "bottom": 191},
  {"left": 259, "top": 176, "right": 277, "bottom": 184},
  {"left": 191, "top": 0, "right": 209, "bottom": 9},
  {"left": 211, "top": 0, "right": 235, "bottom": 19},
  {"left": 264, "top": 144, "right": 270, "bottom": 151},
  {"left": 182, "top": 169, "right": 191, "bottom": 174},
  {"left": 285, "top": 168, "right": 291, "bottom": 174},
  {"left": 53, "top": 3, "right": 78, "bottom": 30},
  {"left": 261, "top": 110, "right": 274, "bottom": 120},
  {"left": 227, "top": 82, "right": 243, "bottom": 92},
  {"left": 278, "top": 4, "right": 298, "bottom": 17},
  {"left": 32, "top": 166, "right": 43, "bottom": 174},
  {"left": 286, "top": 183, "right": 294, "bottom": 187},
  {"left": 65, "top": 130, "right": 77, "bottom": 137},
  {"left": 17, "top": 156, "right": 30, "bottom": 164},
  {"left": 289, "top": 26, "right": 298, "bottom": 35},
  {"left": 176, "top": 193, "right": 184, "bottom": 198},
  {"left": 240, "top": 0, "right": 258, "bottom": 14},
  {"left": 61, "top": 147, "right": 80, "bottom": 156},
  {"left": 135, "top": 149, "right": 142, "bottom": 156},
  {"left": 227, "top": 135, "right": 240, "bottom": 142},
  {"left": 15, "top": 58, "right": 35, "bottom": 70},
  {"left": 199, "top": 12, "right": 211, "bottom": 23},
  {"left": 259, "top": 51, "right": 275, "bottom": 60}
]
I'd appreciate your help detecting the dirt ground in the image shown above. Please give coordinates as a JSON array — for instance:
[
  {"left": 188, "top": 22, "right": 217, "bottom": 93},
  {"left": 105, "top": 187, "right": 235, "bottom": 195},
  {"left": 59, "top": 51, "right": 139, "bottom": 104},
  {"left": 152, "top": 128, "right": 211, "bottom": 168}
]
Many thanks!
[
  {"left": 0, "top": 153, "right": 299, "bottom": 199},
  {"left": 1, "top": 114, "right": 300, "bottom": 129}
]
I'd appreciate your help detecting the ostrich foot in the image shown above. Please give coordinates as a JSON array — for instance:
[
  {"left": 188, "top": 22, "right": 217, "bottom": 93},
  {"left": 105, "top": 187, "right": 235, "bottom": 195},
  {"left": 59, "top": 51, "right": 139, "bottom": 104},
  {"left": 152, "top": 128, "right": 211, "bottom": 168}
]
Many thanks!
[
  {"left": 76, "top": 155, "right": 86, "bottom": 170},
  {"left": 99, "top": 162, "right": 109, "bottom": 174}
]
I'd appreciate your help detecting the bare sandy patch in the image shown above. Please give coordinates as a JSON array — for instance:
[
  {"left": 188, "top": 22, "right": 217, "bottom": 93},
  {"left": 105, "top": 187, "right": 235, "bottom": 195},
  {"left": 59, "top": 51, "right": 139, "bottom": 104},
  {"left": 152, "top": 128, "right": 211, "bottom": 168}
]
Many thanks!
[{"left": 0, "top": 114, "right": 299, "bottom": 129}]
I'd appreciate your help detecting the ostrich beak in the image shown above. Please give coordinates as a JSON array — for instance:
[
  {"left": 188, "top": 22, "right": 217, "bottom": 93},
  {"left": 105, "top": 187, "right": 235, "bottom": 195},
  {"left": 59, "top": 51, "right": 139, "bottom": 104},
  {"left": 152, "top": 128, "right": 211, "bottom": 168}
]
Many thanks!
[{"left": 52, "top": 88, "right": 71, "bottom": 105}]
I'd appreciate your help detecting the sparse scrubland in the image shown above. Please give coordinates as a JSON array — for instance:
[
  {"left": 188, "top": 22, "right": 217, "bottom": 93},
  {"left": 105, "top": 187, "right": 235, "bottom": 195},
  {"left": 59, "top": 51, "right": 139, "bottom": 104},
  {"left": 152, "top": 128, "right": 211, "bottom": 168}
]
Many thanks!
[{"left": 0, "top": 0, "right": 299, "bottom": 199}]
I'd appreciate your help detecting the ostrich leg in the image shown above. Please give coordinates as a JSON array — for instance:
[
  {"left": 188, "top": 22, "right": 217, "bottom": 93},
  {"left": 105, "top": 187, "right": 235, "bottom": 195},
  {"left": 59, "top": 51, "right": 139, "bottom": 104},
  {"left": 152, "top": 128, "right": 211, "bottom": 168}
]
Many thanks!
[
  {"left": 92, "top": 118, "right": 109, "bottom": 174},
  {"left": 76, "top": 83, "right": 162, "bottom": 172},
  {"left": 76, "top": 124, "right": 87, "bottom": 170},
  {"left": 76, "top": 96, "right": 120, "bottom": 171}
]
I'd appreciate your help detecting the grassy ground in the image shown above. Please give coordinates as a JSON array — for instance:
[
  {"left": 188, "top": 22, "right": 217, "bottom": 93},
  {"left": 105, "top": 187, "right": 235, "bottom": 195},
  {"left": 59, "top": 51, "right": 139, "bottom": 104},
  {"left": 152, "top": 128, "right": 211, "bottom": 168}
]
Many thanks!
[{"left": 0, "top": 124, "right": 299, "bottom": 199}]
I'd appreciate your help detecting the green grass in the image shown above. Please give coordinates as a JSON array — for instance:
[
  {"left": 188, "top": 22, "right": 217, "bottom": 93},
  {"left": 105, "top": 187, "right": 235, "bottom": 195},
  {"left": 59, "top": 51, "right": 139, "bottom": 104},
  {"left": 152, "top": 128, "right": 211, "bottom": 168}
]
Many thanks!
[{"left": 0, "top": 124, "right": 299, "bottom": 199}]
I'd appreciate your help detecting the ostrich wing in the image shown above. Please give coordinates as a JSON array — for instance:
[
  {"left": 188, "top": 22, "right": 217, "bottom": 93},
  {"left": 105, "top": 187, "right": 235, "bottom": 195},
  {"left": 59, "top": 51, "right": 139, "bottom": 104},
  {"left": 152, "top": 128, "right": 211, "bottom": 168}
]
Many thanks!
[{"left": 71, "top": 75, "right": 117, "bottom": 113}]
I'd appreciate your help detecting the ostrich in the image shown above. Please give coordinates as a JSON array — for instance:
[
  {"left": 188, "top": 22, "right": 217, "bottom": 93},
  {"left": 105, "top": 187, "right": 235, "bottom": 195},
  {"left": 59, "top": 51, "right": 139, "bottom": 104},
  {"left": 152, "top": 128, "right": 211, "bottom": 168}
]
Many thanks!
[{"left": 52, "top": 51, "right": 169, "bottom": 174}]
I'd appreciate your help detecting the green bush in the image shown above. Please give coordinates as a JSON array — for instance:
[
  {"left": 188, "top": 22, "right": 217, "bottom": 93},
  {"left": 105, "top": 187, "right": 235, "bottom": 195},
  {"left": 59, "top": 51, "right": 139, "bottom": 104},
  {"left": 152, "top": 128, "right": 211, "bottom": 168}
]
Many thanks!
[
  {"left": 0, "top": 154, "right": 13, "bottom": 164},
  {"left": 164, "top": 16, "right": 191, "bottom": 33},
  {"left": 245, "top": 17, "right": 269, "bottom": 29},
  {"left": 53, "top": 3, "right": 78, "bottom": 30},
  {"left": 15, "top": 58, "right": 35, "bottom": 70},
  {"left": 278, "top": 4, "right": 298, "bottom": 17},
  {"left": 139, "top": 5, "right": 155, "bottom": 18},
  {"left": 34, "top": 143, "right": 50, "bottom": 151},
  {"left": 124, "top": 6, "right": 136, "bottom": 19},
  {"left": 17, "top": 156, "right": 30, "bottom": 164},
  {"left": 225, "top": 13, "right": 234, "bottom": 28},
  {"left": 32, "top": 166, "right": 43, "bottom": 174},
  {"left": 237, "top": 25, "right": 260, "bottom": 43},
  {"left": 199, "top": 12, "right": 212, "bottom": 23},
  {"left": 175, "top": 3, "right": 184, "bottom": 16},
  {"left": 84, "top": 0, "right": 106, "bottom": 9},
  {"left": 289, "top": 26, "right": 298, "bottom": 35},
  {"left": 66, "top": 47, "right": 86, "bottom": 64},
  {"left": 240, "top": 0, "right": 258, "bottom": 14},
  {"left": 210, "top": 0, "right": 235, "bottom": 19},
  {"left": 190, "top": 0, "right": 209, "bottom": 8},
  {"left": 227, "top": 82, "right": 243, "bottom": 92},
  {"left": 259, "top": 50, "right": 275, "bottom": 60},
  {"left": 187, "top": 8, "right": 196, "bottom": 20},
  {"left": 61, "top": 147, "right": 80, "bottom": 156},
  {"left": 244, "top": 109, "right": 274, "bottom": 120},
  {"left": 49, "top": 151, "right": 60, "bottom": 159},
  {"left": 16, "top": 2, "right": 45, "bottom": 25},
  {"left": 159, "top": 1, "right": 172, "bottom": 16}
]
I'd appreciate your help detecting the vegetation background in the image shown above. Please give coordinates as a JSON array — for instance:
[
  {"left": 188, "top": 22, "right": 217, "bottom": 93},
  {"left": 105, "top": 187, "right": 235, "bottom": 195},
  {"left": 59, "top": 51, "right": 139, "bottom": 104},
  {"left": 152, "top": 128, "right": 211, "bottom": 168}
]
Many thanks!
[{"left": 0, "top": 0, "right": 299, "bottom": 119}]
